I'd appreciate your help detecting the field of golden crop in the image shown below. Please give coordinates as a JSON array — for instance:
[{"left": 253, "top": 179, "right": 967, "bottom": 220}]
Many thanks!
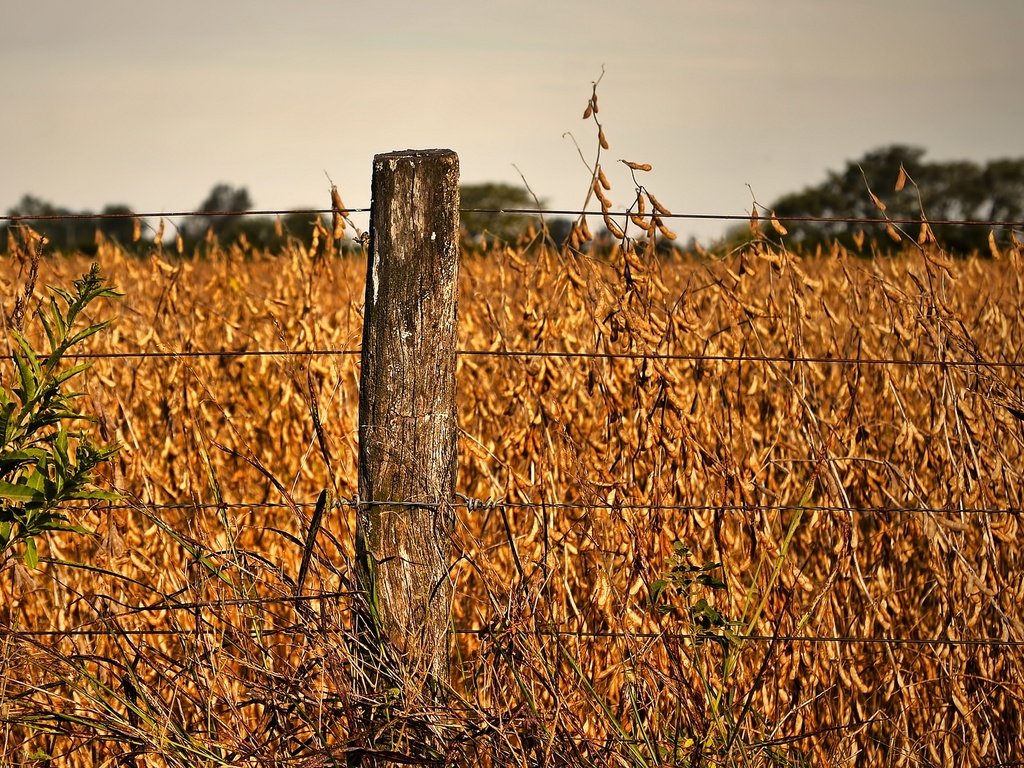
[{"left": 2, "top": 228, "right": 1023, "bottom": 767}]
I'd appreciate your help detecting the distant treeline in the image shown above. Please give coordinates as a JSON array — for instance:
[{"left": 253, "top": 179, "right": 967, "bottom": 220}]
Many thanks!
[
  {"left": 0, "top": 185, "right": 329, "bottom": 255},
  {"left": 4, "top": 146, "right": 1022, "bottom": 256},
  {"left": 749, "top": 145, "right": 1024, "bottom": 254}
]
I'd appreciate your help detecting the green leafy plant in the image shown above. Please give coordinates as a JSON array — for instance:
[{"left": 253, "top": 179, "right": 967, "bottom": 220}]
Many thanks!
[
  {"left": 1, "top": 263, "right": 121, "bottom": 568},
  {"left": 649, "top": 541, "right": 733, "bottom": 642},
  {"left": 648, "top": 542, "right": 747, "bottom": 761}
]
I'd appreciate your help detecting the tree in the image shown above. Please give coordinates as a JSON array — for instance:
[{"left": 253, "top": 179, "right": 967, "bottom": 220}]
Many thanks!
[
  {"left": 96, "top": 204, "right": 139, "bottom": 245},
  {"left": 982, "top": 159, "right": 1024, "bottom": 223},
  {"left": 768, "top": 145, "right": 1024, "bottom": 254},
  {"left": 174, "top": 183, "right": 336, "bottom": 254},
  {"left": 459, "top": 182, "right": 541, "bottom": 245},
  {"left": 546, "top": 216, "right": 573, "bottom": 246},
  {"left": 183, "top": 183, "right": 253, "bottom": 243},
  {"left": 218, "top": 211, "right": 329, "bottom": 251}
]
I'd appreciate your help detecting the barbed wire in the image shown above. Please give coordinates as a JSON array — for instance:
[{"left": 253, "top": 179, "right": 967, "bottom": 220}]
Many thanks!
[
  {"left": 7, "top": 346, "right": 1022, "bottom": 370},
  {"left": 453, "top": 627, "right": 1024, "bottom": 650},
  {"left": 80, "top": 498, "right": 1021, "bottom": 517},
  {"left": 0, "top": 625, "right": 302, "bottom": 638},
  {"left": 3, "top": 619, "right": 1021, "bottom": 649},
  {"left": 2, "top": 206, "right": 1022, "bottom": 229},
  {"left": 460, "top": 348, "right": 1020, "bottom": 368}
]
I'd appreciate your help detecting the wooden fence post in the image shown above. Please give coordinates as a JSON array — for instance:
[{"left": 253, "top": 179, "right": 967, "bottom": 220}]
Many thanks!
[{"left": 356, "top": 149, "right": 460, "bottom": 696}]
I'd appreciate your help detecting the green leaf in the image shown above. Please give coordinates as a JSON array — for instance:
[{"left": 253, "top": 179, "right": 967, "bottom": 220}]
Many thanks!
[
  {"left": 25, "top": 464, "right": 47, "bottom": 493},
  {"left": 39, "top": 301, "right": 63, "bottom": 352},
  {"left": 23, "top": 509, "right": 70, "bottom": 534},
  {"left": 0, "top": 401, "right": 16, "bottom": 445},
  {"left": 691, "top": 598, "right": 725, "bottom": 629},
  {"left": 53, "top": 429, "right": 70, "bottom": 470},
  {"left": 0, "top": 448, "right": 45, "bottom": 473},
  {"left": 0, "top": 479, "right": 45, "bottom": 503},
  {"left": 50, "top": 362, "right": 93, "bottom": 389},
  {"left": 64, "top": 487, "right": 120, "bottom": 502},
  {"left": 48, "top": 284, "right": 74, "bottom": 305},
  {"left": 11, "top": 338, "right": 40, "bottom": 406},
  {"left": 697, "top": 573, "right": 728, "bottom": 590},
  {"left": 649, "top": 578, "right": 668, "bottom": 606},
  {"left": 24, "top": 536, "right": 39, "bottom": 569}
]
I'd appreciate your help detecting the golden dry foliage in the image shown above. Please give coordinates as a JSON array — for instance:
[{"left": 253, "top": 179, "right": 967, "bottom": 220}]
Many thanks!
[{"left": 1, "top": 227, "right": 1023, "bottom": 766}]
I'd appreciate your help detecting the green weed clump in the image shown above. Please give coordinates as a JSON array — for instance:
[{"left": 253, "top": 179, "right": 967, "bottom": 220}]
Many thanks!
[{"left": 1, "top": 251, "right": 120, "bottom": 569}]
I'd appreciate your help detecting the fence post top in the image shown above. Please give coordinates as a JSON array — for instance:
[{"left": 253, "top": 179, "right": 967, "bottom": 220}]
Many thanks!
[{"left": 373, "top": 148, "right": 458, "bottom": 166}]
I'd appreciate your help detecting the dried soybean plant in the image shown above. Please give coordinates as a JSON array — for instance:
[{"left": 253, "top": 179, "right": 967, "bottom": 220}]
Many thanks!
[{"left": 564, "top": 71, "right": 678, "bottom": 258}]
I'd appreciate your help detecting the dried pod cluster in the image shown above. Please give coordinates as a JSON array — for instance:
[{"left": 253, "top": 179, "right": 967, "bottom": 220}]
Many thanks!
[{"left": 568, "top": 84, "right": 678, "bottom": 250}]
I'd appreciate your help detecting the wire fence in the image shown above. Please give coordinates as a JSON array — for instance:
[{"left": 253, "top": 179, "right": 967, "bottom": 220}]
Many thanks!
[{"left": 3, "top": 200, "right": 1023, "bottom": 660}]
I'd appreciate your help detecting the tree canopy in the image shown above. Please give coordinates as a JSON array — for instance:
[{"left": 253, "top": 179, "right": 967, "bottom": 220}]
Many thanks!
[
  {"left": 177, "top": 183, "right": 329, "bottom": 250},
  {"left": 181, "top": 183, "right": 253, "bottom": 242},
  {"left": 1, "top": 195, "right": 137, "bottom": 253},
  {"left": 459, "top": 182, "right": 542, "bottom": 244},
  {"left": 767, "top": 145, "right": 1024, "bottom": 253}
]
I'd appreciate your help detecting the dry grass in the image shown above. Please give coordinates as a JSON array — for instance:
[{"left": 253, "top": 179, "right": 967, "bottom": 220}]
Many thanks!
[{"left": 1, "top": 226, "right": 1023, "bottom": 766}]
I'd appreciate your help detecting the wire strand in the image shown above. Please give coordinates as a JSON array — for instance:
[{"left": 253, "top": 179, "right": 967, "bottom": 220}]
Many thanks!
[
  {"left": 453, "top": 627, "right": 1024, "bottom": 649},
  {"left": 80, "top": 498, "right": 1020, "bottom": 517},
  {"left": 4, "top": 621, "right": 1020, "bottom": 648},
  {"left": 2, "top": 207, "right": 1022, "bottom": 229},
  {"left": 9, "top": 347, "right": 1022, "bottom": 370},
  {"left": 0, "top": 207, "right": 365, "bottom": 222}
]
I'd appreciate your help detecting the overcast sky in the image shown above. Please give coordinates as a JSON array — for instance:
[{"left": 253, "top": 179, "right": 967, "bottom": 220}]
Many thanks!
[{"left": 3, "top": 1, "right": 1022, "bottom": 241}]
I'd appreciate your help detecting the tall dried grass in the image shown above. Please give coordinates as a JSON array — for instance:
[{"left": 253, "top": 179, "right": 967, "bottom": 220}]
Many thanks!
[{"left": 1, "top": 217, "right": 1021, "bottom": 766}]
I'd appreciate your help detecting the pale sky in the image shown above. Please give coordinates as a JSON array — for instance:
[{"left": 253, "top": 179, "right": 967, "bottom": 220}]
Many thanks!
[{"left": 3, "top": 1, "right": 1022, "bottom": 241}]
